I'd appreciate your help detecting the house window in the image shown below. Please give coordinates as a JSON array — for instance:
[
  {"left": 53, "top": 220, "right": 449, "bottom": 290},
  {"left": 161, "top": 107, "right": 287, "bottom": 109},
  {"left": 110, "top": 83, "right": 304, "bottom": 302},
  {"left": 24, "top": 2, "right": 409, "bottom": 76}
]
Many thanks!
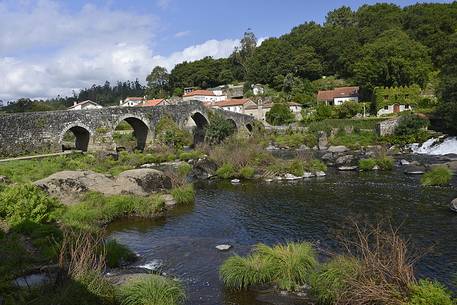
[
  {"left": 384, "top": 106, "right": 389, "bottom": 110},
  {"left": 405, "top": 104, "right": 410, "bottom": 109},
  {"left": 383, "top": 95, "right": 389, "bottom": 100}
]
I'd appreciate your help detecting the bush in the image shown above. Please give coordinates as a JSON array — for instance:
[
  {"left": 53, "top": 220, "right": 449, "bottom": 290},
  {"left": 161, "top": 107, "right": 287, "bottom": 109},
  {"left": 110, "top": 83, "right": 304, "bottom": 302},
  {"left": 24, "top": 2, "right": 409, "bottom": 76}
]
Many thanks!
[
  {"left": 265, "top": 103, "right": 295, "bottom": 126},
  {"left": 421, "top": 166, "right": 453, "bottom": 186},
  {"left": 219, "top": 254, "right": 276, "bottom": 290},
  {"left": 315, "top": 104, "right": 335, "bottom": 121},
  {"left": 407, "top": 280, "right": 454, "bottom": 305},
  {"left": 335, "top": 101, "right": 362, "bottom": 119},
  {"left": 171, "top": 185, "right": 195, "bottom": 205},
  {"left": 105, "top": 239, "right": 137, "bottom": 268},
  {"left": 306, "top": 159, "right": 327, "bottom": 172},
  {"left": 0, "top": 184, "right": 62, "bottom": 226},
  {"left": 155, "top": 116, "right": 192, "bottom": 149},
  {"left": 216, "top": 163, "right": 236, "bottom": 179},
  {"left": 220, "top": 242, "right": 318, "bottom": 291},
  {"left": 177, "top": 162, "right": 192, "bottom": 177},
  {"left": 205, "top": 113, "right": 236, "bottom": 144},
  {"left": 395, "top": 114, "right": 429, "bottom": 136},
  {"left": 359, "top": 158, "right": 377, "bottom": 171},
  {"left": 376, "top": 156, "right": 394, "bottom": 170},
  {"left": 118, "top": 274, "right": 185, "bottom": 305},
  {"left": 310, "top": 256, "right": 361, "bottom": 305},
  {"left": 239, "top": 166, "right": 256, "bottom": 179}
]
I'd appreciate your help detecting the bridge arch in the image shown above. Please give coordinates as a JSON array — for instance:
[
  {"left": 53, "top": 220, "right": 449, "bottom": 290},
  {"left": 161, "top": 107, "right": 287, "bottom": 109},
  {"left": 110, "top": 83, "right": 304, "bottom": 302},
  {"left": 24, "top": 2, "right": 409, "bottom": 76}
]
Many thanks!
[
  {"left": 245, "top": 123, "right": 253, "bottom": 133},
  {"left": 226, "top": 118, "right": 238, "bottom": 131},
  {"left": 60, "top": 123, "right": 92, "bottom": 152},
  {"left": 113, "top": 115, "right": 151, "bottom": 151}
]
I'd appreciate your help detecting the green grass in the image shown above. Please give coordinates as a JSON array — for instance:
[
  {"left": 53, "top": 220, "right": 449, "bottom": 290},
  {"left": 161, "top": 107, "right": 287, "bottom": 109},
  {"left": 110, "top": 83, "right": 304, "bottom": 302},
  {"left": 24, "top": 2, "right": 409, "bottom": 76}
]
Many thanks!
[
  {"left": 239, "top": 166, "right": 256, "bottom": 179},
  {"left": 407, "top": 280, "right": 454, "bottom": 305},
  {"left": 62, "top": 192, "right": 165, "bottom": 230},
  {"left": 216, "top": 163, "right": 236, "bottom": 179},
  {"left": 171, "top": 185, "right": 195, "bottom": 205},
  {"left": 359, "top": 157, "right": 394, "bottom": 171},
  {"left": 329, "top": 130, "right": 378, "bottom": 149},
  {"left": 117, "top": 274, "right": 185, "bottom": 305},
  {"left": 273, "top": 132, "right": 317, "bottom": 148},
  {"left": 178, "top": 150, "right": 203, "bottom": 161},
  {"left": 305, "top": 118, "right": 385, "bottom": 133},
  {"left": 105, "top": 239, "right": 137, "bottom": 268},
  {"left": 310, "top": 256, "right": 361, "bottom": 305},
  {"left": 220, "top": 242, "right": 318, "bottom": 291},
  {"left": 421, "top": 166, "right": 453, "bottom": 186}
]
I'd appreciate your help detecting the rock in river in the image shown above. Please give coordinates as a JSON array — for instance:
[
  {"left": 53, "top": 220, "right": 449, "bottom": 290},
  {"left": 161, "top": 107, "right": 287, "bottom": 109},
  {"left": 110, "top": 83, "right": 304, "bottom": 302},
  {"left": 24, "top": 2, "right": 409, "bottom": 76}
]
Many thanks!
[
  {"left": 451, "top": 198, "right": 457, "bottom": 213},
  {"left": 328, "top": 146, "right": 349, "bottom": 153},
  {"left": 404, "top": 165, "right": 426, "bottom": 175},
  {"left": 338, "top": 166, "right": 358, "bottom": 171},
  {"left": 35, "top": 169, "right": 171, "bottom": 205},
  {"left": 216, "top": 244, "right": 232, "bottom": 251}
]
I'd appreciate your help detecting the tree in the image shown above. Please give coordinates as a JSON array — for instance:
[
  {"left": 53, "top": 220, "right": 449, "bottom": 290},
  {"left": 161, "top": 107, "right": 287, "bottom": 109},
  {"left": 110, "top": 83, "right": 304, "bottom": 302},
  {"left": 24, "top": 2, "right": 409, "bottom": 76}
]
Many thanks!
[
  {"left": 145, "top": 66, "right": 170, "bottom": 98},
  {"left": 325, "top": 6, "right": 356, "bottom": 28},
  {"left": 354, "top": 30, "right": 432, "bottom": 94},
  {"left": 292, "top": 46, "right": 323, "bottom": 81},
  {"left": 356, "top": 3, "right": 404, "bottom": 43},
  {"left": 205, "top": 113, "right": 236, "bottom": 144},
  {"left": 232, "top": 30, "right": 257, "bottom": 78},
  {"left": 265, "top": 103, "right": 295, "bottom": 126},
  {"left": 437, "top": 33, "right": 457, "bottom": 134}
]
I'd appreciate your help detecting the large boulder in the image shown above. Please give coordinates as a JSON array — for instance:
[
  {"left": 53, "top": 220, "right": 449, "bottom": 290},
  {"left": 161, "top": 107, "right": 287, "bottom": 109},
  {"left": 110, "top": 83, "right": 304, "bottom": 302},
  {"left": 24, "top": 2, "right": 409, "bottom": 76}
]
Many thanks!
[
  {"left": 318, "top": 132, "right": 328, "bottom": 151},
  {"left": 335, "top": 154, "right": 354, "bottom": 166},
  {"left": 114, "top": 169, "right": 172, "bottom": 196},
  {"left": 328, "top": 146, "right": 349, "bottom": 153},
  {"left": 192, "top": 157, "right": 218, "bottom": 179},
  {"left": 403, "top": 165, "right": 426, "bottom": 175},
  {"left": 35, "top": 169, "right": 171, "bottom": 205},
  {"left": 450, "top": 198, "right": 457, "bottom": 213}
]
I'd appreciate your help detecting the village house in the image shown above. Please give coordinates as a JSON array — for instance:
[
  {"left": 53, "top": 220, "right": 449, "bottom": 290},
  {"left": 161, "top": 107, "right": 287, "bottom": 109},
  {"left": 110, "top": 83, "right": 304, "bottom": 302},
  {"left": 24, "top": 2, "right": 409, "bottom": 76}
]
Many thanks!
[
  {"left": 119, "top": 97, "right": 144, "bottom": 107},
  {"left": 182, "top": 89, "right": 227, "bottom": 103},
  {"left": 374, "top": 86, "right": 420, "bottom": 116},
  {"left": 317, "top": 86, "right": 360, "bottom": 106},
  {"left": 252, "top": 84, "right": 265, "bottom": 96},
  {"left": 210, "top": 99, "right": 256, "bottom": 114},
  {"left": 67, "top": 100, "right": 102, "bottom": 110},
  {"left": 244, "top": 100, "right": 302, "bottom": 121},
  {"left": 141, "top": 99, "right": 166, "bottom": 107}
]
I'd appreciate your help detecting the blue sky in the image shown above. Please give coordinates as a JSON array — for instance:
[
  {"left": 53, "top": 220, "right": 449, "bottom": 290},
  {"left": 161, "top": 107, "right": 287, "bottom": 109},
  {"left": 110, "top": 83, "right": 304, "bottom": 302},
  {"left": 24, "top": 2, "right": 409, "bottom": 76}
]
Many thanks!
[{"left": 0, "top": 0, "right": 453, "bottom": 100}]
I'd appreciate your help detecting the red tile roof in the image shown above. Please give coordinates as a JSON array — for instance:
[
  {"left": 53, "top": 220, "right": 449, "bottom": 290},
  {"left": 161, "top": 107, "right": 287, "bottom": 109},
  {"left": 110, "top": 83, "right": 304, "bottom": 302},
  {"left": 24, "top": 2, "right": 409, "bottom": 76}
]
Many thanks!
[
  {"left": 213, "top": 99, "right": 251, "bottom": 107},
  {"left": 183, "top": 90, "right": 215, "bottom": 97},
  {"left": 125, "top": 97, "right": 144, "bottom": 101},
  {"left": 317, "top": 86, "right": 359, "bottom": 102},
  {"left": 142, "top": 99, "right": 164, "bottom": 107}
]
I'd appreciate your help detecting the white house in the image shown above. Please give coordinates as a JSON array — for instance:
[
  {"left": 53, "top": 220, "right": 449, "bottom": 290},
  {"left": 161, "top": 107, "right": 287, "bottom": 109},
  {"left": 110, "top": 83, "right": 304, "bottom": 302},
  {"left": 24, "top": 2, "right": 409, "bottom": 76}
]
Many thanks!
[
  {"left": 317, "top": 86, "right": 360, "bottom": 106},
  {"left": 211, "top": 99, "right": 256, "bottom": 114},
  {"left": 67, "top": 100, "right": 102, "bottom": 110},
  {"left": 182, "top": 90, "right": 226, "bottom": 103},
  {"left": 120, "top": 97, "right": 144, "bottom": 107}
]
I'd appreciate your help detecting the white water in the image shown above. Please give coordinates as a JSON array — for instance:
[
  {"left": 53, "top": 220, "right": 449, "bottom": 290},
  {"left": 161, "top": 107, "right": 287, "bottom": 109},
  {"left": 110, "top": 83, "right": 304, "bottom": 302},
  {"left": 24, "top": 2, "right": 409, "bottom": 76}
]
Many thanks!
[{"left": 411, "top": 137, "right": 457, "bottom": 155}]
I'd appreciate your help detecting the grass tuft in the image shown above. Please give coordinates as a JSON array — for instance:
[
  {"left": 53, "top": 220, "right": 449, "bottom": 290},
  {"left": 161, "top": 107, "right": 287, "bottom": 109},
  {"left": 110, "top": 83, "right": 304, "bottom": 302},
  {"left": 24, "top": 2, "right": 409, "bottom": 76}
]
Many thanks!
[
  {"left": 421, "top": 166, "right": 453, "bottom": 186},
  {"left": 171, "top": 184, "right": 195, "bottom": 205},
  {"left": 118, "top": 274, "right": 185, "bottom": 305},
  {"left": 105, "top": 239, "right": 137, "bottom": 268}
]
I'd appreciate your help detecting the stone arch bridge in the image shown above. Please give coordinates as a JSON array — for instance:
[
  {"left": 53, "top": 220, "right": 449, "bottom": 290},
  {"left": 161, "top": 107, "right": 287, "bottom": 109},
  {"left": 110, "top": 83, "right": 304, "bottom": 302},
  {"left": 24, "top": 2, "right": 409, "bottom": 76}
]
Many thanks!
[{"left": 0, "top": 101, "right": 255, "bottom": 157}]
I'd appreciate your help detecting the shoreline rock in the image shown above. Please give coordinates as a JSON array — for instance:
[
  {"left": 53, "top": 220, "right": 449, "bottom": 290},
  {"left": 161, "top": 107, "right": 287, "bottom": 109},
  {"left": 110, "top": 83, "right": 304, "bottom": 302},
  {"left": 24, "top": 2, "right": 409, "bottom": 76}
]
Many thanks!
[{"left": 450, "top": 198, "right": 457, "bottom": 213}]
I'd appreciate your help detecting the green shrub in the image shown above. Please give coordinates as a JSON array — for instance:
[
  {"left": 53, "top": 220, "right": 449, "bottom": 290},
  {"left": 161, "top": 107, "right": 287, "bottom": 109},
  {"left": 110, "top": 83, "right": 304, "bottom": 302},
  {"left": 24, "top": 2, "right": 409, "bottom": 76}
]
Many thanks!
[
  {"left": 288, "top": 160, "right": 305, "bottom": 177},
  {"left": 359, "top": 158, "right": 377, "bottom": 171},
  {"left": 315, "top": 104, "right": 335, "bottom": 121},
  {"left": 171, "top": 185, "right": 195, "bottom": 205},
  {"left": 421, "top": 166, "right": 453, "bottom": 186},
  {"left": 239, "top": 166, "right": 256, "bottom": 179},
  {"left": 118, "top": 274, "right": 185, "bottom": 305},
  {"left": 376, "top": 157, "right": 394, "bottom": 170},
  {"left": 216, "top": 163, "right": 236, "bottom": 179},
  {"left": 310, "top": 256, "right": 361, "bottom": 305},
  {"left": 335, "top": 101, "right": 362, "bottom": 119},
  {"left": 266, "top": 103, "right": 296, "bottom": 126},
  {"left": 0, "top": 184, "right": 62, "bottom": 226},
  {"left": 178, "top": 150, "right": 202, "bottom": 161},
  {"left": 155, "top": 116, "right": 192, "bottom": 149},
  {"left": 177, "top": 163, "right": 192, "bottom": 177},
  {"left": 220, "top": 242, "right": 318, "bottom": 292},
  {"left": 256, "top": 242, "right": 318, "bottom": 291},
  {"left": 407, "top": 280, "right": 454, "bottom": 305},
  {"left": 105, "top": 239, "right": 137, "bottom": 268},
  {"left": 306, "top": 159, "right": 327, "bottom": 172},
  {"left": 205, "top": 113, "right": 236, "bottom": 144},
  {"left": 395, "top": 114, "right": 429, "bottom": 136}
]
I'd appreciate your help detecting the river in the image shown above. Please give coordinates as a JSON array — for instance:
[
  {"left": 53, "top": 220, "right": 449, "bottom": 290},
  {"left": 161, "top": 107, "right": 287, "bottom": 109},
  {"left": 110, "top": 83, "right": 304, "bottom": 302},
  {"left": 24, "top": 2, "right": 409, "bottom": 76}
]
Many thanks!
[{"left": 108, "top": 165, "right": 457, "bottom": 305}]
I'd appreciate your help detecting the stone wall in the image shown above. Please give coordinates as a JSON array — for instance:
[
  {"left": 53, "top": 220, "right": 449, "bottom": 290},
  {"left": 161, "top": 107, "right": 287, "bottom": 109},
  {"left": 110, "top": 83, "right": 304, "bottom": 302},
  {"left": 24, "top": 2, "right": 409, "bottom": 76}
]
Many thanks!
[
  {"left": 0, "top": 101, "right": 255, "bottom": 157},
  {"left": 377, "top": 118, "right": 400, "bottom": 136}
]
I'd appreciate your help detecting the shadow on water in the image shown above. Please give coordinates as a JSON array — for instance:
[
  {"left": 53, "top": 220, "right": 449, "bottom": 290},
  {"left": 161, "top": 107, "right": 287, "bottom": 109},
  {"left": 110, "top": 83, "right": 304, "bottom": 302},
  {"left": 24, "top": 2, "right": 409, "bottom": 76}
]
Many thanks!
[{"left": 108, "top": 168, "right": 457, "bottom": 305}]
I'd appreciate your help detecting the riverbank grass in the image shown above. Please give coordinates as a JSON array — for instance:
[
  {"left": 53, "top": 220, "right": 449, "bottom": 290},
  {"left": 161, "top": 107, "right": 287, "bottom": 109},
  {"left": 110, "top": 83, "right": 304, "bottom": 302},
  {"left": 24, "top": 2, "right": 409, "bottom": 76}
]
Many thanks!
[
  {"left": 421, "top": 166, "right": 453, "bottom": 186},
  {"left": 407, "top": 280, "right": 454, "bottom": 305},
  {"left": 171, "top": 185, "right": 196, "bottom": 205},
  {"left": 117, "top": 274, "right": 185, "bottom": 305},
  {"left": 62, "top": 192, "right": 165, "bottom": 230},
  {"left": 220, "top": 242, "right": 318, "bottom": 291},
  {"left": 359, "top": 156, "right": 394, "bottom": 171},
  {"left": 105, "top": 239, "right": 137, "bottom": 268}
]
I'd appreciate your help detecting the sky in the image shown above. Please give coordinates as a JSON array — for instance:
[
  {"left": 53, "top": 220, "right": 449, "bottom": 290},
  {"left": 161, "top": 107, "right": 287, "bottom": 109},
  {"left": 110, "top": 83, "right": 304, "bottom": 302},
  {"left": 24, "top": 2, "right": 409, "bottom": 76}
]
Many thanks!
[{"left": 0, "top": 0, "right": 453, "bottom": 101}]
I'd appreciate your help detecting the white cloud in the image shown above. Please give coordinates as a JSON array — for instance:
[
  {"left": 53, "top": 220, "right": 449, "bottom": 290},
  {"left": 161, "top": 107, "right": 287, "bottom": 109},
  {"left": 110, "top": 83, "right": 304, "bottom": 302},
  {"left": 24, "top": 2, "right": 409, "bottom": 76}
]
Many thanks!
[
  {"left": 156, "top": 0, "right": 171, "bottom": 9},
  {"left": 174, "top": 30, "right": 191, "bottom": 38},
  {"left": 0, "top": 1, "right": 240, "bottom": 101}
]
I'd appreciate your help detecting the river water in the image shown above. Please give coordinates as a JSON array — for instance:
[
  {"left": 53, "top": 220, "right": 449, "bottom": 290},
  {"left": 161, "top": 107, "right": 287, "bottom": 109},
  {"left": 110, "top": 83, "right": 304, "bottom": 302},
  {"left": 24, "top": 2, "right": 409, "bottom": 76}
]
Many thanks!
[{"left": 108, "top": 167, "right": 457, "bottom": 305}]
